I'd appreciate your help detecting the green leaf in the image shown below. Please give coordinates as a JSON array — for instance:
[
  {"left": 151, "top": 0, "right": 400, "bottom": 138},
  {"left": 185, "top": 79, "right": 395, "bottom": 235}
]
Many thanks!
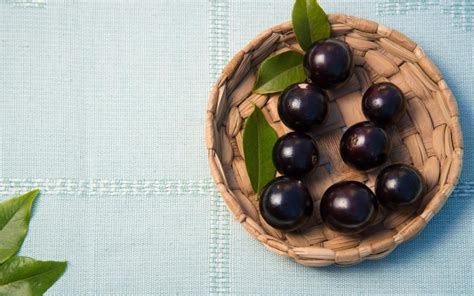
[
  {"left": 0, "top": 190, "right": 40, "bottom": 264},
  {"left": 253, "top": 51, "right": 306, "bottom": 94},
  {"left": 0, "top": 256, "right": 67, "bottom": 296},
  {"left": 292, "top": 0, "right": 330, "bottom": 50},
  {"left": 243, "top": 106, "right": 278, "bottom": 195}
]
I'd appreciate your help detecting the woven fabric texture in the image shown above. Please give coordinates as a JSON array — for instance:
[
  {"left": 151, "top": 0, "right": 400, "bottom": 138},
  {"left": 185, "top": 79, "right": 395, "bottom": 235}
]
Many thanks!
[{"left": 0, "top": 0, "right": 472, "bottom": 295}]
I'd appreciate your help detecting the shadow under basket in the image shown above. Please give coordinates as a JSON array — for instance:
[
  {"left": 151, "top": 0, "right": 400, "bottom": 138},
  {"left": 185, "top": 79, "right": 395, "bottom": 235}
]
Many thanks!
[{"left": 205, "top": 14, "right": 463, "bottom": 266}]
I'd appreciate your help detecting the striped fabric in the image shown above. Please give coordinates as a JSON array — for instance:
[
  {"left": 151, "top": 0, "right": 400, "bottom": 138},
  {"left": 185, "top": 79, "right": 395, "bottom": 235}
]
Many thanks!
[{"left": 0, "top": 0, "right": 472, "bottom": 294}]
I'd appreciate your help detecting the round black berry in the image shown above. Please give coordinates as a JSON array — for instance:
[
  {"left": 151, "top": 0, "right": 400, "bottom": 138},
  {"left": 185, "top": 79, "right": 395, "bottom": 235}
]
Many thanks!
[
  {"left": 340, "top": 121, "right": 391, "bottom": 171},
  {"left": 303, "top": 39, "right": 353, "bottom": 89},
  {"left": 259, "top": 177, "right": 313, "bottom": 231},
  {"left": 375, "top": 163, "right": 424, "bottom": 209},
  {"left": 272, "top": 132, "right": 318, "bottom": 178},
  {"left": 320, "top": 181, "right": 378, "bottom": 233},
  {"left": 278, "top": 82, "right": 328, "bottom": 131},
  {"left": 362, "top": 82, "right": 406, "bottom": 125}
]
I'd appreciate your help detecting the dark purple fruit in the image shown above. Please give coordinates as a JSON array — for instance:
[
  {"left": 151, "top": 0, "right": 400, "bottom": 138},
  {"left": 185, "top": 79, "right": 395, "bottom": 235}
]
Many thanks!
[
  {"left": 278, "top": 82, "right": 329, "bottom": 131},
  {"left": 340, "top": 121, "right": 391, "bottom": 171},
  {"left": 259, "top": 176, "right": 313, "bottom": 231},
  {"left": 303, "top": 39, "right": 353, "bottom": 89},
  {"left": 362, "top": 82, "right": 406, "bottom": 125},
  {"left": 320, "top": 181, "right": 378, "bottom": 233},
  {"left": 375, "top": 164, "right": 424, "bottom": 209},
  {"left": 272, "top": 132, "right": 318, "bottom": 178}
]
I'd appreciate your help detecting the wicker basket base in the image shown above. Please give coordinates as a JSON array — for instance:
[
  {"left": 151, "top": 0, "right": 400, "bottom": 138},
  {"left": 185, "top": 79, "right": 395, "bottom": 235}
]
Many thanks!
[{"left": 206, "top": 14, "right": 463, "bottom": 266}]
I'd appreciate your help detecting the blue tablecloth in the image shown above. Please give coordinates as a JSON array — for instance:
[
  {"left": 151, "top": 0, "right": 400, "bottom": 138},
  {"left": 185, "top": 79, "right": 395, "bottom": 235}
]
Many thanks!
[{"left": 0, "top": 0, "right": 472, "bottom": 295}]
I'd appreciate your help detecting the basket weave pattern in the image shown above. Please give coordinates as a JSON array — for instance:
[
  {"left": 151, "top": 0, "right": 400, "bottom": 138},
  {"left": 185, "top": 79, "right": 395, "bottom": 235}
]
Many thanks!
[{"left": 206, "top": 14, "right": 463, "bottom": 266}]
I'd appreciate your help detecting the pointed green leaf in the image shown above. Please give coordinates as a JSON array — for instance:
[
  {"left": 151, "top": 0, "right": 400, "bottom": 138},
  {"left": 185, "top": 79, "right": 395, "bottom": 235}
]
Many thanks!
[
  {"left": 292, "top": 0, "right": 330, "bottom": 50},
  {"left": 0, "top": 256, "right": 67, "bottom": 296},
  {"left": 0, "top": 190, "right": 40, "bottom": 264},
  {"left": 243, "top": 106, "right": 278, "bottom": 195},
  {"left": 253, "top": 51, "right": 306, "bottom": 94}
]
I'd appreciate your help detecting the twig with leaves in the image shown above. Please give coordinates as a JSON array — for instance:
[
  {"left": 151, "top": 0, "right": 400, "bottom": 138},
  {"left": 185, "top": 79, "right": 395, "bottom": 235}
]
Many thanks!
[{"left": 0, "top": 190, "right": 67, "bottom": 295}]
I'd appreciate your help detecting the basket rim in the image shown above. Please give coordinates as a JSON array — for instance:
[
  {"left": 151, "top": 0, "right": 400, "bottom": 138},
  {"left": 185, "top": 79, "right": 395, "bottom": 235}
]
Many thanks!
[{"left": 205, "top": 13, "right": 464, "bottom": 267}]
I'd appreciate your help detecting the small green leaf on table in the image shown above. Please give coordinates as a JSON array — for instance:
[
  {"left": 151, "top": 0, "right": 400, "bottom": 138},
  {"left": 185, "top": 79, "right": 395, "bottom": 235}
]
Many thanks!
[
  {"left": 0, "top": 256, "right": 67, "bottom": 296},
  {"left": 0, "top": 190, "right": 39, "bottom": 264},
  {"left": 253, "top": 51, "right": 306, "bottom": 94},
  {"left": 243, "top": 106, "right": 278, "bottom": 195},
  {"left": 292, "top": 0, "right": 330, "bottom": 51}
]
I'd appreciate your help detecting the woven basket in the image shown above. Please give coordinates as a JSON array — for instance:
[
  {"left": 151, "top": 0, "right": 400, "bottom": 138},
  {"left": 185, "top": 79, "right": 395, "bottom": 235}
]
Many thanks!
[{"left": 206, "top": 14, "right": 463, "bottom": 266}]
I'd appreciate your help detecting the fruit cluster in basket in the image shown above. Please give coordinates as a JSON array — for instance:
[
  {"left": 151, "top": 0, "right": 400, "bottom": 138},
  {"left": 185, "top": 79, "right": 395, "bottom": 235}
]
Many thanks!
[{"left": 243, "top": 0, "right": 425, "bottom": 235}]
